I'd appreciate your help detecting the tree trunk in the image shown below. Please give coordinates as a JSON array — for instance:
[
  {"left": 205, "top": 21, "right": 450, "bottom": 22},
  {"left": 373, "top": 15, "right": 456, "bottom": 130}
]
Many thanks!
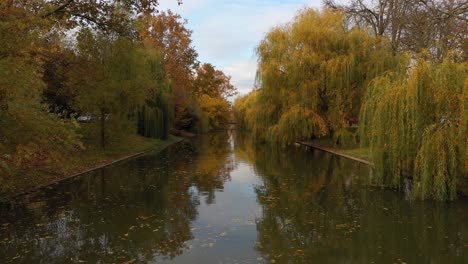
[{"left": 100, "top": 111, "right": 106, "bottom": 149}]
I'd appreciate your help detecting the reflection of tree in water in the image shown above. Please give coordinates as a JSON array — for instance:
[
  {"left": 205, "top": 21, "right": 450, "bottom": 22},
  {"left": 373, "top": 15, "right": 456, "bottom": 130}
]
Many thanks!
[
  {"left": 188, "top": 132, "right": 235, "bottom": 204},
  {"left": 0, "top": 143, "right": 200, "bottom": 263},
  {"left": 0, "top": 133, "right": 237, "bottom": 263},
  {"left": 235, "top": 134, "right": 468, "bottom": 263}
]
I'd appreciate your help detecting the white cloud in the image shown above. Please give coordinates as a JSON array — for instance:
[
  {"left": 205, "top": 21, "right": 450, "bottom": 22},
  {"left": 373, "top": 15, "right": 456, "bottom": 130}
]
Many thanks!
[
  {"left": 224, "top": 59, "right": 258, "bottom": 95},
  {"left": 157, "top": 0, "right": 323, "bottom": 95}
]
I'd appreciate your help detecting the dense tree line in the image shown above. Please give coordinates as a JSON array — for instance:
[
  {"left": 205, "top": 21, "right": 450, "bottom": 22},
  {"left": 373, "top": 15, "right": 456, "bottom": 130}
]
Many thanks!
[
  {"left": 234, "top": 7, "right": 467, "bottom": 200},
  {"left": 235, "top": 9, "right": 403, "bottom": 144},
  {"left": 0, "top": 1, "right": 236, "bottom": 182}
]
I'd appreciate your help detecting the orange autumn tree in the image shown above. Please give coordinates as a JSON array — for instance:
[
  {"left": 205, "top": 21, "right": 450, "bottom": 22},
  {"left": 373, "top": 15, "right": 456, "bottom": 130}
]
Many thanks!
[
  {"left": 138, "top": 10, "right": 199, "bottom": 131},
  {"left": 193, "top": 63, "right": 237, "bottom": 132}
]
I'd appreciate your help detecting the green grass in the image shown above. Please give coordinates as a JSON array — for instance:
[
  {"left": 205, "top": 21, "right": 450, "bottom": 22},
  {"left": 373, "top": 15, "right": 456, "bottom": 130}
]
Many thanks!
[
  {"left": 341, "top": 148, "right": 370, "bottom": 161},
  {"left": 68, "top": 134, "right": 183, "bottom": 175},
  {"left": 76, "top": 135, "right": 165, "bottom": 165},
  {"left": 310, "top": 137, "right": 370, "bottom": 161},
  {"left": 1, "top": 135, "right": 182, "bottom": 200}
]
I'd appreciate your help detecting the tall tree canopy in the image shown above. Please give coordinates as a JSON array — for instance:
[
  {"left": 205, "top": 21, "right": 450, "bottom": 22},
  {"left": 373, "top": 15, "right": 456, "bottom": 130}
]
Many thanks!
[
  {"left": 0, "top": 2, "right": 81, "bottom": 176},
  {"left": 0, "top": 0, "right": 234, "bottom": 186},
  {"left": 235, "top": 8, "right": 402, "bottom": 144},
  {"left": 360, "top": 57, "right": 467, "bottom": 200},
  {"left": 324, "top": 0, "right": 468, "bottom": 59},
  {"left": 234, "top": 7, "right": 467, "bottom": 200},
  {"left": 66, "top": 29, "right": 153, "bottom": 149},
  {"left": 138, "top": 10, "right": 199, "bottom": 130}
]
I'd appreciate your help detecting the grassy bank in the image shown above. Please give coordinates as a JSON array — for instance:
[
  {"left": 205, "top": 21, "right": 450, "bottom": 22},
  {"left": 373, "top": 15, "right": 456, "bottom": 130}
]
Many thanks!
[
  {"left": 305, "top": 137, "right": 371, "bottom": 162},
  {"left": 1, "top": 135, "right": 183, "bottom": 201},
  {"left": 301, "top": 138, "right": 468, "bottom": 197}
]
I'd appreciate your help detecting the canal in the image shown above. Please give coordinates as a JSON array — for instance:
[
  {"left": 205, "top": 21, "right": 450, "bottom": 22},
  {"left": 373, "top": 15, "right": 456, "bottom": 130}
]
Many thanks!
[{"left": 1, "top": 132, "right": 468, "bottom": 263}]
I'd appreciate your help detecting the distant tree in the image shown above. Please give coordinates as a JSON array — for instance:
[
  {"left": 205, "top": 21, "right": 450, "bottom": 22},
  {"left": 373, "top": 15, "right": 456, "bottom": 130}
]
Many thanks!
[
  {"left": 192, "top": 63, "right": 237, "bottom": 131},
  {"left": 193, "top": 63, "right": 238, "bottom": 99},
  {"left": 324, "top": 0, "right": 467, "bottom": 59}
]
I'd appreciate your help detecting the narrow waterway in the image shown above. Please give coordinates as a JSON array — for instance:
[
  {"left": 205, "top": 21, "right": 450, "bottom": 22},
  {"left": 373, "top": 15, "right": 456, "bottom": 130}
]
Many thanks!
[{"left": 1, "top": 132, "right": 467, "bottom": 263}]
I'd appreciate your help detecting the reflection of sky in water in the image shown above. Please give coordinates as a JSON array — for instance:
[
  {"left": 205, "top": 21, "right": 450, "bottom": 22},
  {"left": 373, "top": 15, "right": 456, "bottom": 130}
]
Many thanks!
[{"left": 156, "top": 160, "right": 263, "bottom": 263}]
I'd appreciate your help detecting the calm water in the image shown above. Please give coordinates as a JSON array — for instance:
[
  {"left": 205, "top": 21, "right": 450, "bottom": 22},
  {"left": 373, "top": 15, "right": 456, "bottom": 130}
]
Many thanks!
[{"left": 1, "top": 132, "right": 468, "bottom": 263}]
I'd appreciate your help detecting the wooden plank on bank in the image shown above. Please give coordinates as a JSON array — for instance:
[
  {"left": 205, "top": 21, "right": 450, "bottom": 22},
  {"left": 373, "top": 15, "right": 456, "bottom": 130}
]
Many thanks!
[{"left": 296, "top": 141, "right": 373, "bottom": 166}]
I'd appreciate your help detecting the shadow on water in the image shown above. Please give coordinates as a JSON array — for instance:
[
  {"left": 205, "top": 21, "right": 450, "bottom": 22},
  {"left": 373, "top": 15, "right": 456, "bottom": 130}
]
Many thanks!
[{"left": 0, "top": 131, "right": 467, "bottom": 263}]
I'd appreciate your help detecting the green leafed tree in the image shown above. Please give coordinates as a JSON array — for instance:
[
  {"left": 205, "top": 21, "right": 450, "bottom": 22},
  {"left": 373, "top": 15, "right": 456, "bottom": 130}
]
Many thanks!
[
  {"left": 235, "top": 8, "right": 402, "bottom": 145},
  {"left": 0, "top": 3, "right": 81, "bottom": 180},
  {"left": 67, "top": 29, "right": 149, "bottom": 149},
  {"left": 359, "top": 56, "right": 467, "bottom": 200},
  {"left": 137, "top": 45, "right": 174, "bottom": 140}
]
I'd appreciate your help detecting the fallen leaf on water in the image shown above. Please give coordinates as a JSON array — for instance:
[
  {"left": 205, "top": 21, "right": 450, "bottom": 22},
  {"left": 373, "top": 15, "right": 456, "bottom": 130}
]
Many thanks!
[
  {"left": 219, "top": 232, "right": 227, "bottom": 237},
  {"left": 231, "top": 218, "right": 243, "bottom": 224}
]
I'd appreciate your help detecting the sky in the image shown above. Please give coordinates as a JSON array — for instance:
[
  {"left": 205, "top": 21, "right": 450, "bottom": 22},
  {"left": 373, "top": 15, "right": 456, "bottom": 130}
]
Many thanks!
[{"left": 157, "top": 0, "right": 323, "bottom": 96}]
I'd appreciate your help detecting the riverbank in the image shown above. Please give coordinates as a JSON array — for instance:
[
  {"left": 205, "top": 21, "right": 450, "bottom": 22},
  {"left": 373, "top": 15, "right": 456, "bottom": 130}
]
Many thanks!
[
  {"left": 296, "top": 141, "right": 372, "bottom": 165},
  {"left": 0, "top": 135, "right": 183, "bottom": 202},
  {"left": 298, "top": 139, "right": 468, "bottom": 197},
  {"left": 296, "top": 138, "right": 371, "bottom": 165}
]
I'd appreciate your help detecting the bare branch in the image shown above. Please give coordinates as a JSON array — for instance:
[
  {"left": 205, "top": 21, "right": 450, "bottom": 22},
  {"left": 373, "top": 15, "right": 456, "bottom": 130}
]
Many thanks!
[{"left": 41, "top": 0, "right": 74, "bottom": 18}]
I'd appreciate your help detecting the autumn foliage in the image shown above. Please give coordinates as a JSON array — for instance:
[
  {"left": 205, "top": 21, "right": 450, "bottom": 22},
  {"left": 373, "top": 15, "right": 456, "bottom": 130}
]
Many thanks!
[
  {"left": 0, "top": 1, "right": 236, "bottom": 186},
  {"left": 234, "top": 8, "right": 467, "bottom": 200},
  {"left": 235, "top": 9, "right": 402, "bottom": 144}
]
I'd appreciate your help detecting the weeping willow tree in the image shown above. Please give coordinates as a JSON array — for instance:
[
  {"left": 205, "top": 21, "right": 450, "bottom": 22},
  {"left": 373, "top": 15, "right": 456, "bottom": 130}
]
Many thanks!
[
  {"left": 235, "top": 8, "right": 403, "bottom": 145},
  {"left": 462, "top": 83, "right": 468, "bottom": 164},
  {"left": 138, "top": 87, "right": 173, "bottom": 140},
  {"left": 137, "top": 48, "right": 174, "bottom": 140},
  {"left": 234, "top": 91, "right": 259, "bottom": 134},
  {"left": 360, "top": 57, "right": 467, "bottom": 200}
]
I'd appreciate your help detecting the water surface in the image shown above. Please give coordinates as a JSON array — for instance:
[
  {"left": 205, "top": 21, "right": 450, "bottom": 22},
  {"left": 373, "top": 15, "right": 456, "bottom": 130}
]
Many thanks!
[{"left": 1, "top": 132, "right": 468, "bottom": 263}]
